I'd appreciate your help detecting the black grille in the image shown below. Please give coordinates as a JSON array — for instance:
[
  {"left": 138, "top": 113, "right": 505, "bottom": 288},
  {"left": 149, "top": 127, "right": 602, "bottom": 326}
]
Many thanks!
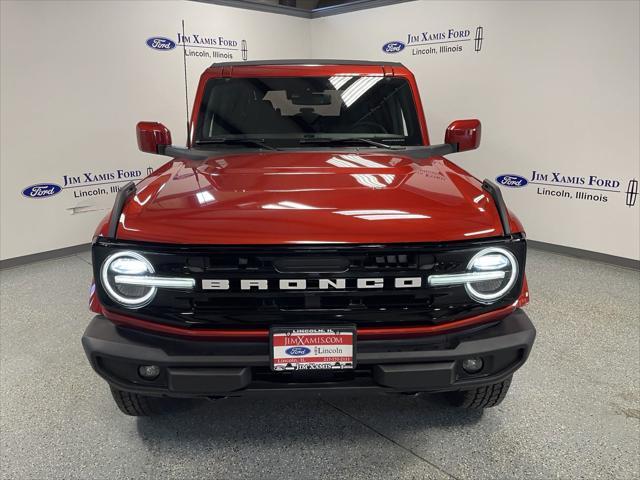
[{"left": 93, "top": 236, "right": 526, "bottom": 329}]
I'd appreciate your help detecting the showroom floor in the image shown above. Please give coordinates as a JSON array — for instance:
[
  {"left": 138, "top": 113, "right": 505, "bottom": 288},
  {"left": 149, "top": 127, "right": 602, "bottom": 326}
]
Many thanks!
[{"left": 0, "top": 249, "right": 638, "bottom": 480}]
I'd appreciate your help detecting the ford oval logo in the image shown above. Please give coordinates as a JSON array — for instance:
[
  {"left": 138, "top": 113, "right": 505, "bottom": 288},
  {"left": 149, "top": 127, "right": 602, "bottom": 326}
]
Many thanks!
[
  {"left": 285, "top": 347, "right": 311, "bottom": 356},
  {"left": 496, "top": 174, "right": 529, "bottom": 188},
  {"left": 382, "top": 41, "right": 406, "bottom": 54},
  {"left": 21, "top": 183, "right": 62, "bottom": 199},
  {"left": 146, "top": 37, "right": 176, "bottom": 51}
]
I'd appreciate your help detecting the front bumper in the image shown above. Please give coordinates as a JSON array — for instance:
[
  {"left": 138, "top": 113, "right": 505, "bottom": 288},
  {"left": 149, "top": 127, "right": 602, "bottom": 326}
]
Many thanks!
[{"left": 82, "top": 310, "right": 535, "bottom": 397}]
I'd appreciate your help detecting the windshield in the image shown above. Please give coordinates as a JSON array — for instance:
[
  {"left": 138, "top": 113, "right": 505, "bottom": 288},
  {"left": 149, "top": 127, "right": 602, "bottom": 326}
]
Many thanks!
[{"left": 193, "top": 76, "right": 423, "bottom": 148}]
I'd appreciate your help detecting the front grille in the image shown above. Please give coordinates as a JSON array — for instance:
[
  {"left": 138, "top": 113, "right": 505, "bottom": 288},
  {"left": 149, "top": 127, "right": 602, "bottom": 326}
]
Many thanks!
[{"left": 93, "top": 236, "right": 526, "bottom": 329}]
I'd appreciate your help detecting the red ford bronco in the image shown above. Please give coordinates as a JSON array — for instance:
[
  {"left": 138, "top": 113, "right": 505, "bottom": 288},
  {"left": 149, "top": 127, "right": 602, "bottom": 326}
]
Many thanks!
[{"left": 82, "top": 60, "right": 535, "bottom": 416}]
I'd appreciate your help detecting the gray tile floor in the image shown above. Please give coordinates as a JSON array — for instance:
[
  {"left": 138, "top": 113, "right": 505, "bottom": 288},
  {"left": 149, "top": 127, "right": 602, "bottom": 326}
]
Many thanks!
[{"left": 1, "top": 249, "right": 638, "bottom": 479}]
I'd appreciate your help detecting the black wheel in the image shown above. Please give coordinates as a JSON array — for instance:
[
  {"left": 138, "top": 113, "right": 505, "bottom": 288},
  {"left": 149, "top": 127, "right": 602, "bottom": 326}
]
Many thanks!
[
  {"left": 110, "top": 387, "right": 159, "bottom": 416},
  {"left": 444, "top": 376, "right": 512, "bottom": 409}
]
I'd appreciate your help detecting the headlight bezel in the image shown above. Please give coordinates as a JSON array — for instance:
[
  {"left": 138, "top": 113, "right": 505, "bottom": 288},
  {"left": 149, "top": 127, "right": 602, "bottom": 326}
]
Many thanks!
[
  {"left": 100, "top": 250, "right": 157, "bottom": 309},
  {"left": 464, "top": 247, "right": 518, "bottom": 304},
  {"left": 427, "top": 246, "right": 521, "bottom": 305}
]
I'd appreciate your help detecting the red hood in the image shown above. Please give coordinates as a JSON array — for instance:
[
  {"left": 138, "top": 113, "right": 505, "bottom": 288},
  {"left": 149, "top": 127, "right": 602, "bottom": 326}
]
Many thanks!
[{"left": 116, "top": 151, "right": 510, "bottom": 244}]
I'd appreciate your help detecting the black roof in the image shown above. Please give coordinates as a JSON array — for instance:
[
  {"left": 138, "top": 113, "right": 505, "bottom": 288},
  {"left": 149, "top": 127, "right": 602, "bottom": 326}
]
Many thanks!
[{"left": 209, "top": 59, "right": 404, "bottom": 68}]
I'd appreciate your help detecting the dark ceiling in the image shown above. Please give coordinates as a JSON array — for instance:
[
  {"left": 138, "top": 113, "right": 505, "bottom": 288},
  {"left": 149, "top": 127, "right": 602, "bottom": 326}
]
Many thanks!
[
  {"left": 253, "top": 1, "right": 359, "bottom": 9},
  {"left": 194, "top": 0, "right": 412, "bottom": 18}
]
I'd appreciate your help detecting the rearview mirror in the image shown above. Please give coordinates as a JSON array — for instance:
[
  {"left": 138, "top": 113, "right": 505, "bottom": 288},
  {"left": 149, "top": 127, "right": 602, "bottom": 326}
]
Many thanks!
[
  {"left": 445, "top": 119, "right": 481, "bottom": 152},
  {"left": 136, "top": 121, "right": 172, "bottom": 154}
]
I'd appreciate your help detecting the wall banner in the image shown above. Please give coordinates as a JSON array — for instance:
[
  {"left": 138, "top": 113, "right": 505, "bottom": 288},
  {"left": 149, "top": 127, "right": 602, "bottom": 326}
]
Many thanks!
[
  {"left": 382, "top": 25, "right": 484, "bottom": 58},
  {"left": 20, "top": 167, "right": 154, "bottom": 215},
  {"left": 147, "top": 25, "right": 249, "bottom": 62},
  {"left": 495, "top": 171, "right": 638, "bottom": 208}
]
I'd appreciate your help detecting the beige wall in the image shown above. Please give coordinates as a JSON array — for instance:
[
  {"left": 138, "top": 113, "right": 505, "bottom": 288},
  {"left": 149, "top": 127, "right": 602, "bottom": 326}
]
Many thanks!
[
  {"left": 312, "top": 0, "right": 640, "bottom": 260},
  {"left": 0, "top": 0, "right": 310, "bottom": 259}
]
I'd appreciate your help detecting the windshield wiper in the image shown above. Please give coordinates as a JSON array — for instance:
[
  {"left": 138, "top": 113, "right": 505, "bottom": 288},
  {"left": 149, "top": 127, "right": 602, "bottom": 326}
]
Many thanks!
[
  {"left": 195, "top": 138, "right": 279, "bottom": 151},
  {"left": 299, "top": 137, "right": 403, "bottom": 150}
]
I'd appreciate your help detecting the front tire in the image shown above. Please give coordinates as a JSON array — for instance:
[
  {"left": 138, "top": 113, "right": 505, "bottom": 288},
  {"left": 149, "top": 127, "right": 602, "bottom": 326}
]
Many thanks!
[
  {"left": 444, "top": 376, "right": 512, "bottom": 409},
  {"left": 110, "top": 387, "right": 159, "bottom": 416}
]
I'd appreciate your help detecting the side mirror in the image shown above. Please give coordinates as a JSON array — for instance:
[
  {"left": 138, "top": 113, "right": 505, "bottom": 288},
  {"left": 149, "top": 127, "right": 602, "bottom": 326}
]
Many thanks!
[
  {"left": 136, "top": 121, "right": 172, "bottom": 154},
  {"left": 445, "top": 119, "right": 481, "bottom": 152}
]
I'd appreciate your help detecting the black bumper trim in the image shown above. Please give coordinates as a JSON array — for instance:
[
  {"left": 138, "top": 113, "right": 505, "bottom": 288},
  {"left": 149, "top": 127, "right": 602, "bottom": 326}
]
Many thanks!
[
  {"left": 372, "top": 362, "right": 456, "bottom": 390},
  {"left": 82, "top": 309, "right": 535, "bottom": 397},
  {"left": 168, "top": 367, "right": 251, "bottom": 393}
]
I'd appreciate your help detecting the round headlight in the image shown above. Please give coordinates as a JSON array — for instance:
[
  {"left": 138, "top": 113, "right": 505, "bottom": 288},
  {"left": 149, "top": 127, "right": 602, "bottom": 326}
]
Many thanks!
[
  {"left": 100, "top": 251, "right": 156, "bottom": 309},
  {"left": 465, "top": 247, "right": 518, "bottom": 303}
]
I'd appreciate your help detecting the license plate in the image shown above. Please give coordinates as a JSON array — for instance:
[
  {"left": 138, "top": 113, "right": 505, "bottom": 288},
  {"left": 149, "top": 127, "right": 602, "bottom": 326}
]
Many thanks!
[{"left": 270, "top": 326, "right": 355, "bottom": 371}]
